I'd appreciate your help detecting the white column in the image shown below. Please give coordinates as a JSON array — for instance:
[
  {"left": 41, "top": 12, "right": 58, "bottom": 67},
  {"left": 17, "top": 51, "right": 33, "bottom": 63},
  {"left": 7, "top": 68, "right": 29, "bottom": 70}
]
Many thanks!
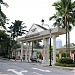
[
  {"left": 42, "top": 38, "right": 46, "bottom": 62},
  {"left": 28, "top": 42, "right": 32, "bottom": 62},
  {"left": 25, "top": 41, "right": 28, "bottom": 62},
  {"left": 18, "top": 51, "right": 20, "bottom": 57},
  {"left": 42, "top": 38, "right": 49, "bottom": 65},
  {"left": 53, "top": 36, "right": 56, "bottom": 65},
  {"left": 21, "top": 42, "right": 23, "bottom": 61},
  {"left": 45, "top": 38, "right": 49, "bottom": 65}
]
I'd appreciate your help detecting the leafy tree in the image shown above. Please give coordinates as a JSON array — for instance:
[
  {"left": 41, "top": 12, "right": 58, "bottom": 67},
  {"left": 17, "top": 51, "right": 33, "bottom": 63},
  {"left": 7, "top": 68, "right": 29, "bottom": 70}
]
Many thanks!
[
  {"left": 8, "top": 20, "right": 28, "bottom": 59},
  {"left": 0, "top": 0, "right": 8, "bottom": 7},
  {"left": 37, "top": 51, "right": 42, "bottom": 59},
  {"left": 49, "top": 0, "right": 75, "bottom": 57},
  {"left": 33, "top": 40, "right": 42, "bottom": 49},
  {"left": 61, "top": 52, "right": 66, "bottom": 58},
  {"left": 0, "top": 0, "right": 9, "bottom": 29},
  {"left": 13, "top": 43, "right": 21, "bottom": 49},
  {"left": 0, "top": 30, "right": 10, "bottom": 57},
  {"left": 8, "top": 20, "right": 27, "bottom": 40}
]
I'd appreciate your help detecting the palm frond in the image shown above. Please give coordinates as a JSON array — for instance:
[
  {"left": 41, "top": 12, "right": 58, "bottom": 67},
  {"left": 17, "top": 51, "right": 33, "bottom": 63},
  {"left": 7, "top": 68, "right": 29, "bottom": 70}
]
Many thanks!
[
  {"left": 0, "top": 0, "right": 9, "bottom": 7},
  {"left": 49, "top": 14, "right": 57, "bottom": 20}
]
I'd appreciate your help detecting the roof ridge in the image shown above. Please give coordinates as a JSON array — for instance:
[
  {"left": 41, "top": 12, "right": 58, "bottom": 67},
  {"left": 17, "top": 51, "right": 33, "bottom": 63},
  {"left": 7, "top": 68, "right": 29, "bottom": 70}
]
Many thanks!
[{"left": 35, "top": 24, "right": 47, "bottom": 30}]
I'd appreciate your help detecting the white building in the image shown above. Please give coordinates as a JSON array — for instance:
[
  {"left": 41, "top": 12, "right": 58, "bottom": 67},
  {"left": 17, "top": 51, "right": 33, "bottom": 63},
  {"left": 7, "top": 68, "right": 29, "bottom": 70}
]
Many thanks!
[
  {"left": 17, "top": 23, "right": 66, "bottom": 65},
  {"left": 56, "top": 39, "right": 62, "bottom": 48}
]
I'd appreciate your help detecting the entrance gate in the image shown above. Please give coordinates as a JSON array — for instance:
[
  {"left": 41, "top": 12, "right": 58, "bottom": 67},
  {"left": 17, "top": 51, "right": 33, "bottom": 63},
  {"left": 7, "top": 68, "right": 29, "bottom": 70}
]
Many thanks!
[{"left": 18, "top": 24, "right": 66, "bottom": 65}]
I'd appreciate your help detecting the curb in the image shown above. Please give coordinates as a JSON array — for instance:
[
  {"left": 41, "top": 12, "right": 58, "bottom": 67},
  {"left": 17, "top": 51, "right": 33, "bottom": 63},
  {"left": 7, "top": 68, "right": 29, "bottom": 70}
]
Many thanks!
[
  {"left": 38, "top": 63, "right": 75, "bottom": 70},
  {"left": 52, "top": 66, "right": 75, "bottom": 70}
]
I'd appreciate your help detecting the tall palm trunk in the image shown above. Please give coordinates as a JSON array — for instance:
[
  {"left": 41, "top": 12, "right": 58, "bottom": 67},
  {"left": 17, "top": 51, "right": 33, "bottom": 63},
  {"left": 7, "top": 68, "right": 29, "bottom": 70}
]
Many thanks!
[
  {"left": 65, "top": 16, "right": 70, "bottom": 58},
  {"left": 67, "top": 20, "right": 70, "bottom": 57},
  {"left": 65, "top": 16, "right": 68, "bottom": 57},
  {"left": 68, "top": 30, "right": 70, "bottom": 57}
]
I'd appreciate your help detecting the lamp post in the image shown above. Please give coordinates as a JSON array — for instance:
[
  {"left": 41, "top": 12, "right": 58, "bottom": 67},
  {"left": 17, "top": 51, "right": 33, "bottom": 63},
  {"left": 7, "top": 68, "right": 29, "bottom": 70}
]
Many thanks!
[
  {"left": 46, "top": 25, "right": 52, "bottom": 66},
  {"left": 41, "top": 19, "right": 52, "bottom": 66}
]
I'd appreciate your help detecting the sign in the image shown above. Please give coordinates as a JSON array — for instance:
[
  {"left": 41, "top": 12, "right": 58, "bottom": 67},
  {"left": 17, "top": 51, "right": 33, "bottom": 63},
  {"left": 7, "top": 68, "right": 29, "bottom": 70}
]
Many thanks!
[
  {"left": 31, "top": 28, "right": 36, "bottom": 32},
  {"left": 25, "top": 33, "right": 39, "bottom": 38}
]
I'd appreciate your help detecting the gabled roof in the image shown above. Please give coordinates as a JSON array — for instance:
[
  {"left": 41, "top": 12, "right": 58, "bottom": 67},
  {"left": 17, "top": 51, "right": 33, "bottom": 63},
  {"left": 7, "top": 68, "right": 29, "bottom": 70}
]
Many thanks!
[
  {"left": 26, "top": 23, "right": 47, "bottom": 35},
  {"left": 35, "top": 24, "right": 47, "bottom": 30}
]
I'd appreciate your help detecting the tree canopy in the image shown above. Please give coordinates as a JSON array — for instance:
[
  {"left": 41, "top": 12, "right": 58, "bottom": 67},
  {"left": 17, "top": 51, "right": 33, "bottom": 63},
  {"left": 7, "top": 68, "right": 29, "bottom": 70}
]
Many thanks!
[
  {"left": 49, "top": 0, "right": 75, "bottom": 57},
  {"left": 0, "top": 0, "right": 9, "bottom": 29},
  {"left": 0, "top": 30, "right": 10, "bottom": 57},
  {"left": 8, "top": 20, "right": 27, "bottom": 39}
]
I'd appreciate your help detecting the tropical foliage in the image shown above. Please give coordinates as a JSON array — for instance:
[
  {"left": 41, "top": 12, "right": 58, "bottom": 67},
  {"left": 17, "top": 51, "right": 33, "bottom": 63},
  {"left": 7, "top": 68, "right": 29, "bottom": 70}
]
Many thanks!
[
  {"left": 8, "top": 20, "right": 27, "bottom": 59},
  {"left": 8, "top": 20, "right": 27, "bottom": 39},
  {"left": 33, "top": 40, "right": 43, "bottom": 49},
  {"left": 49, "top": 0, "right": 75, "bottom": 57},
  {"left": 0, "top": 0, "right": 8, "bottom": 7},
  {"left": 0, "top": 30, "right": 10, "bottom": 57},
  {"left": 0, "top": 0, "right": 9, "bottom": 29}
]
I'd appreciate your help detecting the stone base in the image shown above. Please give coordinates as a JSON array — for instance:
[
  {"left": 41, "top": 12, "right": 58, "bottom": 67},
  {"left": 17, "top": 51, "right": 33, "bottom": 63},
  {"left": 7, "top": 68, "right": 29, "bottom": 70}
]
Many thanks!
[{"left": 41, "top": 60, "right": 49, "bottom": 66}]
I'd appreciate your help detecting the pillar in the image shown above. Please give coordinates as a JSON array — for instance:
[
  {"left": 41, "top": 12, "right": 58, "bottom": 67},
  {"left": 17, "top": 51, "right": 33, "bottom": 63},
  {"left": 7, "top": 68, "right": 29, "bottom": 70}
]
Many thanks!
[
  {"left": 53, "top": 36, "right": 56, "bottom": 65},
  {"left": 28, "top": 42, "right": 32, "bottom": 62},
  {"left": 42, "top": 38, "right": 49, "bottom": 65},
  {"left": 21, "top": 42, "right": 23, "bottom": 61},
  {"left": 25, "top": 41, "right": 28, "bottom": 62},
  {"left": 42, "top": 38, "right": 46, "bottom": 63},
  {"left": 45, "top": 38, "right": 49, "bottom": 64},
  {"left": 18, "top": 51, "right": 20, "bottom": 56},
  {"left": 18, "top": 50, "right": 20, "bottom": 59},
  {"left": 31, "top": 41, "right": 33, "bottom": 57}
]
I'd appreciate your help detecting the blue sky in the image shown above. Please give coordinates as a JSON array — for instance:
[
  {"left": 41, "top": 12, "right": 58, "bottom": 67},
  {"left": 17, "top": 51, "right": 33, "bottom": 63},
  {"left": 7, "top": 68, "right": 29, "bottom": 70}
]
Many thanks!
[{"left": 2, "top": 0, "right": 75, "bottom": 46}]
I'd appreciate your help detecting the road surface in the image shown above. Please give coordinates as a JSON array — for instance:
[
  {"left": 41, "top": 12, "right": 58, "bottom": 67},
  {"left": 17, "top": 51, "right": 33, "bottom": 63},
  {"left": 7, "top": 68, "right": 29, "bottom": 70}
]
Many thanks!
[{"left": 0, "top": 59, "right": 74, "bottom": 75}]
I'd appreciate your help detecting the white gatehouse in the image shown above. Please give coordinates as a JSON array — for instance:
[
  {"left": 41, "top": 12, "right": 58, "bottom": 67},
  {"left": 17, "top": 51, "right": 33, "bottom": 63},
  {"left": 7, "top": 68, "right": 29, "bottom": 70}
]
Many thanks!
[{"left": 18, "top": 23, "right": 66, "bottom": 65}]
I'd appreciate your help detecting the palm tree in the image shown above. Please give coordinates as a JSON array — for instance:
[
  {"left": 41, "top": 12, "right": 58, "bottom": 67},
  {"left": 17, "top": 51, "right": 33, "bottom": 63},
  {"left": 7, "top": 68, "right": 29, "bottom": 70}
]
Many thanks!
[
  {"left": 8, "top": 20, "right": 28, "bottom": 60},
  {"left": 49, "top": 0, "right": 75, "bottom": 57},
  {"left": 8, "top": 20, "right": 28, "bottom": 51},
  {"left": 0, "top": 7, "right": 7, "bottom": 29},
  {"left": 0, "top": 0, "right": 9, "bottom": 29},
  {"left": 0, "top": 0, "right": 8, "bottom": 7},
  {"left": 8, "top": 20, "right": 27, "bottom": 40}
]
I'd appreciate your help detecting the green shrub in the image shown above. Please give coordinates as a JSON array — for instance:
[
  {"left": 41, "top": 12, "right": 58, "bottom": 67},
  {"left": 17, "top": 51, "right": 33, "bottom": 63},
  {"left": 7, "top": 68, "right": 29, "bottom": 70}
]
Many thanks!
[
  {"left": 56, "top": 58, "right": 60, "bottom": 62},
  {"left": 59, "top": 58, "right": 73, "bottom": 64},
  {"left": 55, "top": 62, "right": 75, "bottom": 67},
  {"left": 61, "top": 52, "right": 66, "bottom": 57},
  {"left": 56, "top": 53, "right": 59, "bottom": 58}
]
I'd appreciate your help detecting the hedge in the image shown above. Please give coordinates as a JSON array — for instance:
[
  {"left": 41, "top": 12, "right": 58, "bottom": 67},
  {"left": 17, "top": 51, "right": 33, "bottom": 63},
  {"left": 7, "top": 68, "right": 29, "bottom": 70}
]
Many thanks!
[
  {"left": 55, "top": 62, "right": 75, "bottom": 67},
  {"left": 59, "top": 58, "right": 73, "bottom": 64}
]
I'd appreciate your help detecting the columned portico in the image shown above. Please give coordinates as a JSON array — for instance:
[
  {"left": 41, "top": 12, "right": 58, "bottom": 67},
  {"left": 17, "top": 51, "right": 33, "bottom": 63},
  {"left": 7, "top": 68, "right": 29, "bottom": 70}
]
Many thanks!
[{"left": 18, "top": 24, "right": 66, "bottom": 66}]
